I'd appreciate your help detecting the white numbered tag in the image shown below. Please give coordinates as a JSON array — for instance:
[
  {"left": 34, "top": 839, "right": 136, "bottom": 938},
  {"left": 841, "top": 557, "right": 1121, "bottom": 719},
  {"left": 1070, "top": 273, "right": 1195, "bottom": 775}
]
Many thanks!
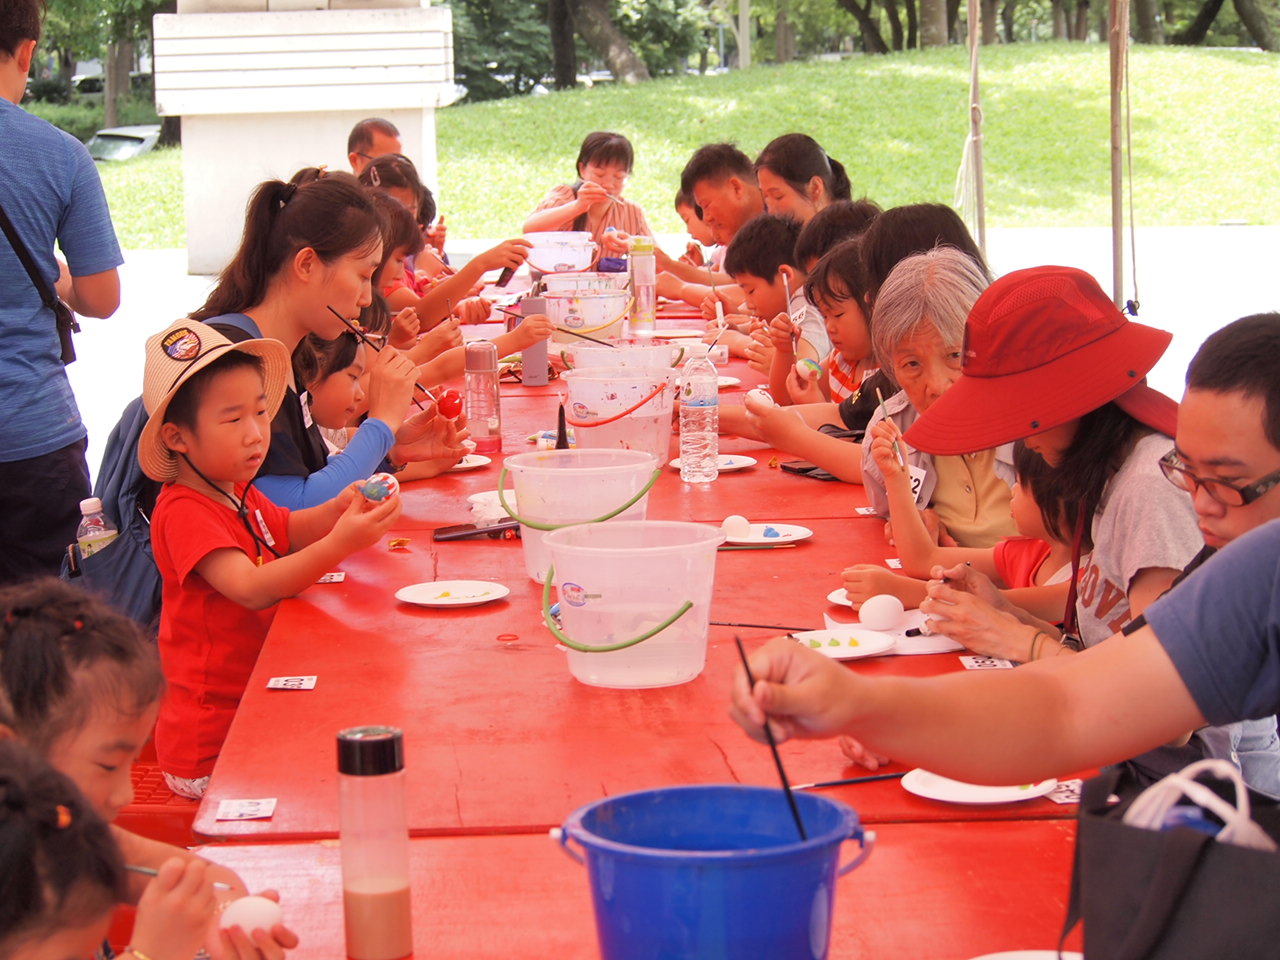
[{"left": 907, "top": 463, "right": 928, "bottom": 504}]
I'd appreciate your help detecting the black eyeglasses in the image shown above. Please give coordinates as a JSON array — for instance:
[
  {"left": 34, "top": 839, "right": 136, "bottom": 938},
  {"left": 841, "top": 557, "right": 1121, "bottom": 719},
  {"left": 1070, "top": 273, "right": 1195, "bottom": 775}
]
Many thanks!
[{"left": 1159, "top": 451, "right": 1280, "bottom": 507}]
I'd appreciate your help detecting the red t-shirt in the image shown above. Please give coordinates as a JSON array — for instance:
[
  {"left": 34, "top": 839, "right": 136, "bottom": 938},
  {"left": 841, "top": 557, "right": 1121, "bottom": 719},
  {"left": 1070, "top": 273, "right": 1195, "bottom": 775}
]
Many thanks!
[
  {"left": 993, "top": 535, "right": 1052, "bottom": 589},
  {"left": 151, "top": 482, "right": 291, "bottom": 778}
]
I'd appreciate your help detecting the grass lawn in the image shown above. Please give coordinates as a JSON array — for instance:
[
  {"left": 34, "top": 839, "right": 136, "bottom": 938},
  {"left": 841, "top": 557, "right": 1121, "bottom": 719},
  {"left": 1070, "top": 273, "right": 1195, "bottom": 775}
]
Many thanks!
[{"left": 99, "top": 42, "right": 1278, "bottom": 248}]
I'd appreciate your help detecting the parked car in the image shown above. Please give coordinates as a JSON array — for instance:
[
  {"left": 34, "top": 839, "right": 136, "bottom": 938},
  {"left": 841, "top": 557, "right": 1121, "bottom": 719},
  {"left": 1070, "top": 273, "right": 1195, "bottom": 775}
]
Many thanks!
[{"left": 85, "top": 124, "right": 161, "bottom": 162}]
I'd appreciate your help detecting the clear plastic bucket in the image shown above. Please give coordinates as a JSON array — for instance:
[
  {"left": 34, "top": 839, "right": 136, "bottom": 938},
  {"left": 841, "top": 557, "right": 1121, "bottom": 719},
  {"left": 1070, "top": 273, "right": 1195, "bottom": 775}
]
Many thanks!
[
  {"left": 559, "top": 338, "right": 686, "bottom": 371},
  {"left": 541, "top": 271, "right": 631, "bottom": 295},
  {"left": 562, "top": 365, "right": 675, "bottom": 467},
  {"left": 547, "top": 292, "right": 633, "bottom": 344},
  {"left": 557, "top": 785, "right": 874, "bottom": 960},
  {"left": 542, "top": 521, "right": 723, "bottom": 688},
  {"left": 500, "top": 450, "right": 660, "bottom": 584}
]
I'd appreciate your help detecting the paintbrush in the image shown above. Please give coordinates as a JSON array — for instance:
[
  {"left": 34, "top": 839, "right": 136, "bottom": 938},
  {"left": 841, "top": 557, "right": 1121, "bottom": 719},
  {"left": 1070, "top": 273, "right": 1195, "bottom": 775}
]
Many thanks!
[
  {"left": 711, "top": 620, "right": 817, "bottom": 632},
  {"left": 793, "top": 772, "right": 907, "bottom": 790},
  {"left": 734, "top": 635, "right": 807, "bottom": 841},
  {"left": 554, "top": 326, "right": 617, "bottom": 347},
  {"left": 126, "top": 864, "right": 234, "bottom": 890},
  {"left": 874, "top": 386, "right": 906, "bottom": 468},
  {"left": 781, "top": 272, "right": 799, "bottom": 354},
  {"left": 719, "top": 543, "right": 798, "bottom": 551},
  {"left": 327, "top": 306, "right": 431, "bottom": 410}
]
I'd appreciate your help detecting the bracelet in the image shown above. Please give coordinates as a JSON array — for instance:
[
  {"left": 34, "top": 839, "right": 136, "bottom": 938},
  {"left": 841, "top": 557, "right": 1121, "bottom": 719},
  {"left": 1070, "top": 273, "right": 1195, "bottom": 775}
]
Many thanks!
[
  {"left": 1028, "top": 629, "right": 1048, "bottom": 661},
  {"left": 125, "top": 948, "right": 158, "bottom": 960}
]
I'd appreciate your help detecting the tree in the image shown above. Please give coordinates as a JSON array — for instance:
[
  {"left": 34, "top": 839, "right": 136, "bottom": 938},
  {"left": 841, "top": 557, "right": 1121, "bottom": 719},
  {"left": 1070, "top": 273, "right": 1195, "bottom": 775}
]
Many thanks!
[
  {"left": 452, "top": 0, "right": 552, "bottom": 102},
  {"left": 1231, "top": 0, "right": 1278, "bottom": 50},
  {"left": 920, "top": 0, "right": 949, "bottom": 44},
  {"left": 1133, "top": 0, "right": 1163, "bottom": 42},
  {"left": 549, "top": 0, "right": 578, "bottom": 89},
  {"left": 568, "top": 0, "right": 651, "bottom": 82},
  {"left": 613, "top": 0, "right": 710, "bottom": 75},
  {"left": 834, "top": 0, "right": 890, "bottom": 52}
]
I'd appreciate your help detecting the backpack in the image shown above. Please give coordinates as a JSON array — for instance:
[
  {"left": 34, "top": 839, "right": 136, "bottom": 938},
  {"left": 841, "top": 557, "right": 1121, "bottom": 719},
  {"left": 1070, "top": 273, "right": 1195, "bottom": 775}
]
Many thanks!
[
  {"left": 60, "top": 313, "right": 261, "bottom": 631},
  {"left": 61, "top": 395, "right": 164, "bottom": 632}
]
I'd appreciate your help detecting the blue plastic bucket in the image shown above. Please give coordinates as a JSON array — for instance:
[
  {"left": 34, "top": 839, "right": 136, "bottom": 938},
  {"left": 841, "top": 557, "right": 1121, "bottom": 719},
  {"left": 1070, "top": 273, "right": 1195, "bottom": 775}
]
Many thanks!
[{"left": 556, "top": 784, "right": 874, "bottom": 960}]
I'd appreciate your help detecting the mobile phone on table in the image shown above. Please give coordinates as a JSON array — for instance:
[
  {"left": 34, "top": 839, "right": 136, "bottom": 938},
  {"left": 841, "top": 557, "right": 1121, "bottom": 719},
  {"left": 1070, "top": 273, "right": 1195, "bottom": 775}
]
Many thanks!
[{"left": 432, "top": 519, "right": 520, "bottom": 541}]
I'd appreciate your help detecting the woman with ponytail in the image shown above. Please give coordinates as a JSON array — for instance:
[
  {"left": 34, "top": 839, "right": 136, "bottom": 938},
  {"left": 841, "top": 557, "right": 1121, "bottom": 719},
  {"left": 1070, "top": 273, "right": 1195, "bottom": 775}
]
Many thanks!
[
  {"left": 754, "top": 133, "right": 853, "bottom": 224},
  {"left": 189, "top": 167, "right": 468, "bottom": 509}
]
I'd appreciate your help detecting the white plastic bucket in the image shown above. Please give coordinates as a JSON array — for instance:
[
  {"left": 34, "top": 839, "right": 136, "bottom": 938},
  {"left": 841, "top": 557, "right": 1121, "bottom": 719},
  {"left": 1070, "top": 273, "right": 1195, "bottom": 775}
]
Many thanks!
[
  {"left": 542, "top": 521, "right": 724, "bottom": 688},
  {"left": 562, "top": 365, "right": 675, "bottom": 467},
  {"left": 560, "top": 338, "right": 685, "bottom": 371},
  {"left": 526, "top": 232, "right": 597, "bottom": 274},
  {"left": 547, "top": 292, "right": 633, "bottom": 344},
  {"left": 500, "top": 450, "right": 660, "bottom": 584},
  {"left": 541, "top": 271, "right": 631, "bottom": 296}
]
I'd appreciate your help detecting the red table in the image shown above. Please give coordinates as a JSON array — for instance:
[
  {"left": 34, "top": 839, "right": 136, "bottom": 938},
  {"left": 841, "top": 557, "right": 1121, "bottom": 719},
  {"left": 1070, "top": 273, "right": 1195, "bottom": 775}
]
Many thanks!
[{"left": 191, "top": 820, "right": 1083, "bottom": 959}]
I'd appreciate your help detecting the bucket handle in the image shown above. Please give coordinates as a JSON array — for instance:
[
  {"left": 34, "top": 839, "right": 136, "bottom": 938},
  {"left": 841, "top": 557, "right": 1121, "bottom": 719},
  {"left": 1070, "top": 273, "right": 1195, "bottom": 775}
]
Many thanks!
[
  {"left": 562, "top": 297, "right": 634, "bottom": 336},
  {"left": 838, "top": 827, "right": 876, "bottom": 877},
  {"left": 559, "top": 349, "right": 574, "bottom": 370},
  {"left": 497, "top": 466, "right": 661, "bottom": 532},
  {"left": 564, "top": 381, "right": 669, "bottom": 429},
  {"left": 550, "top": 826, "right": 586, "bottom": 865},
  {"left": 542, "top": 565, "right": 694, "bottom": 653}
]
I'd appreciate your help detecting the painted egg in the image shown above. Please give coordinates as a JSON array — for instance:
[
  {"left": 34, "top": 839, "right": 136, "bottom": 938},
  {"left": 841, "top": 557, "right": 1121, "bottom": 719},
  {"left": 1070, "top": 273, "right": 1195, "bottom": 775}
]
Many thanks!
[
  {"left": 858, "top": 593, "right": 905, "bottom": 632},
  {"left": 745, "top": 388, "right": 775, "bottom": 408},
  {"left": 219, "top": 895, "right": 284, "bottom": 932},
  {"left": 721, "top": 514, "right": 751, "bottom": 540},
  {"left": 794, "top": 358, "right": 823, "bottom": 380},
  {"left": 360, "top": 472, "right": 400, "bottom": 502}
]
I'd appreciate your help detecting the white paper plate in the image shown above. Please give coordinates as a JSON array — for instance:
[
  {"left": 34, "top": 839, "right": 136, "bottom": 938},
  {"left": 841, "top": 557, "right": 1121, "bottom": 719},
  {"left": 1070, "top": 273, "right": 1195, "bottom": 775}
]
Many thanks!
[
  {"left": 449, "top": 454, "right": 492, "bottom": 472},
  {"left": 901, "top": 769, "right": 1058, "bottom": 805},
  {"left": 793, "top": 629, "right": 896, "bottom": 660},
  {"left": 723, "top": 523, "right": 812, "bottom": 545},
  {"left": 967, "top": 953, "right": 1083, "bottom": 960},
  {"left": 668, "top": 454, "right": 756, "bottom": 472},
  {"left": 642, "top": 327, "right": 705, "bottom": 339},
  {"left": 826, "top": 588, "right": 854, "bottom": 608},
  {"left": 395, "top": 581, "right": 510, "bottom": 608}
]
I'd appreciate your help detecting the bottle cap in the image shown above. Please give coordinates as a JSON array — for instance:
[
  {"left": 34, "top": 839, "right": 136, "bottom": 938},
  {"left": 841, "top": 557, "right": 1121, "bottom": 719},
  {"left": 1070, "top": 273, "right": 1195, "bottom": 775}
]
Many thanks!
[
  {"left": 630, "top": 236, "right": 655, "bottom": 255},
  {"left": 337, "top": 726, "right": 404, "bottom": 776},
  {"left": 464, "top": 340, "right": 499, "bottom": 373},
  {"left": 80, "top": 497, "right": 103, "bottom": 515}
]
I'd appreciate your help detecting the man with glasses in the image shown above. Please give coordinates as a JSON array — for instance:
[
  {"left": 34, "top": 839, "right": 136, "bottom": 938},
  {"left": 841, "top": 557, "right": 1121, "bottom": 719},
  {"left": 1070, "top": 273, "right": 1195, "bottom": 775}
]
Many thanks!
[{"left": 347, "top": 117, "right": 402, "bottom": 176}]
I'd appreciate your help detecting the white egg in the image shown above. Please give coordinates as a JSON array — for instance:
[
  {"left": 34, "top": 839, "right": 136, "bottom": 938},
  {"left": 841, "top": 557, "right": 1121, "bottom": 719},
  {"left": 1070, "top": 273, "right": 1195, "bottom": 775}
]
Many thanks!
[
  {"left": 745, "top": 388, "right": 775, "bottom": 408},
  {"left": 219, "top": 895, "right": 284, "bottom": 932},
  {"left": 721, "top": 514, "right": 751, "bottom": 540},
  {"left": 858, "top": 593, "right": 905, "bottom": 631}
]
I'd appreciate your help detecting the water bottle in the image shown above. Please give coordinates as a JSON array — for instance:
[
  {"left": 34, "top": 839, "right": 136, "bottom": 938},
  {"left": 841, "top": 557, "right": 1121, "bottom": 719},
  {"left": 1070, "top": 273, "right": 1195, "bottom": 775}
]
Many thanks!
[
  {"left": 338, "top": 726, "right": 413, "bottom": 960},
  {"left": 629, "top": 236, "right": 657, "bottom": 334},
  {"left": 76, "top": 497, "right": 118, "bottom": 558},
  {"left": 679, "top": 354, "right": 719, "bottom": 483},
  {"left": 464, "top": 340, "right": 502, "bottom": 454}
]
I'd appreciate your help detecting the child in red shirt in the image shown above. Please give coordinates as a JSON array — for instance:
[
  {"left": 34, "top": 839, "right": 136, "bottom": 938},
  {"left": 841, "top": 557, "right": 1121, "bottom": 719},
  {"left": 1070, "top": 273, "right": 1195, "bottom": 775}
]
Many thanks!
[{"left": 140, "top": 320, "right": 402, "bottom": 798}]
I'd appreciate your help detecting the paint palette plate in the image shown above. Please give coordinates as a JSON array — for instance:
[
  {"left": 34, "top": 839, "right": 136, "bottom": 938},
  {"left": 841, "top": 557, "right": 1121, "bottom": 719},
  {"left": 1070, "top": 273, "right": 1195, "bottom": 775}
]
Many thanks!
[
  {"left": 637, "top": 327, "right": 705, "bottom": 339},
  {"left": 723, "top": 523, "right": 812, "bottom": 545},
  {"left": 395, "top": 581, "right": 510, "bottom": 608},
  {"left": 967, "top": 953, "right": 1083, "bottom": 960},
  {"left": 826, "top": 588, "right": 854, "bottom": 608},
  {"left": 901, "top": 769, "right": 1058, "bottom": 805},
  {"left": 668, "top": 454, "right": 756, "bottom": 472},
  {"left": 674, "top": 375, "right": 742, "bottom": 389},
  {"left": 449, "top": 454, "right": 492, "bottom": 472},
  {"left": 792, "top": 629, "right": 896, "bottom": 661}
]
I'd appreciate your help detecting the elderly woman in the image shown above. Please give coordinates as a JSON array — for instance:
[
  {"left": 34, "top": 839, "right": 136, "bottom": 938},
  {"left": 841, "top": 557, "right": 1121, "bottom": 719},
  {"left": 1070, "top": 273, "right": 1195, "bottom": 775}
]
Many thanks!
[{"left": 859, "top": 247, "right": 1017, "bottom": 549}]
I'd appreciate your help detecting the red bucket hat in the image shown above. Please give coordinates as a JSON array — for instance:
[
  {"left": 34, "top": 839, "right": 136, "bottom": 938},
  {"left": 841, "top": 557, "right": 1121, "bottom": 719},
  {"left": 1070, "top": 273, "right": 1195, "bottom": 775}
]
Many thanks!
[{"left": 904, "top": 265, "right": 1177, "bottom": 456}]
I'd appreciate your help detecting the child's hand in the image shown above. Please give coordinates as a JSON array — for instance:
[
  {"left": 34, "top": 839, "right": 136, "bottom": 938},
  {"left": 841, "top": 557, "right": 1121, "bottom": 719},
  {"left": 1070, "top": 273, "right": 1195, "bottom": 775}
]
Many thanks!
[
  {"left": 742, "top": 400, "right": 806, "bottom": 450},
  {"left": 841, "top": 564, "right": 911, "bottom": 609},
  {"left": 785, "top": 364, "right": 824, "bottom": 404},
  {"left": 365, "top": 347, "right": 418, "bottom": 433},
  {"left": 744, "top": 323, "right": 774, "bottom": 375},
  {"left": 456, "top": 297, "right": 492, "bottom": 325},
  {"left": 729, "top": 637, "right": 859, "bottom": 744},
  {"left": 426, "top": 214, "right": 446, "bottom": 254},
  {"left": 331, "top": 487, "right": 401, "bottom": 554},
  {"left": 699, "top": 289, "right": 733, "bottom": 323},
  {"left": 209, "top": 891, "right": 300, "bottom": 960},
  {"left": 765, "top": 312, "right": 798, "bottom": 356},
  {"left": 868, "top": 419, "right": 908, "bottom": 479},
  {"left": 513, "top": 312, "right": 555, "bottom": 349},
  {"left": 575, "top": 180, "right": 610, "bottom": 211},
  {"left": 388, "top": 307, "right": 421, "bottom": 350},
  {"left": 415, "top": 246, "right": 451, "bottom": 282},
  {"left": 838, "top": 736, "right": 891, "bottom": 771},
  {"left": 600, "top": 230, "right": 631, "bottom": 256},
  {"left": 680, "top": 242, "right": 705, "bottom": 266},
  {"left": 130, "top": 857, "right": 219, "bottom": 960},
  {"left": 419, "top": 316, "right": 462, "bottom": 360},
  {"left": 475, "top": 239, "right": 531, "bottom": 274},
  {"left": 390, "top": 407, "right": 471, "bottom": 466}
]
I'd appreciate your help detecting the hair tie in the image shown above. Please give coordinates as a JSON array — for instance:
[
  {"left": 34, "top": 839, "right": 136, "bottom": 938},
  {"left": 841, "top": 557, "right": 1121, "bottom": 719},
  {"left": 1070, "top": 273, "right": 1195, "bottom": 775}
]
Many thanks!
[
  {"left": 55, "top": 804, "right": 72, "bottom": 829},
  {"left": 279, "top": 182, "right": 299, "bottom": 209},
  {"left": 73, "top": 618, "right": 84, "bottom": 632}
]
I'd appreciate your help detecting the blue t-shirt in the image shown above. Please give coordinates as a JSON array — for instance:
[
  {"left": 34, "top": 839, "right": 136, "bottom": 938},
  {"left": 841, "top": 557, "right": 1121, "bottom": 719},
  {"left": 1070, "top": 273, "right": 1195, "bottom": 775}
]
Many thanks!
[
  {"left": 0, "top": 98, "right": 122, "bottom": 461},
  {"left": 1146, "top": 520, "right": 1280, "bottom": 726}
]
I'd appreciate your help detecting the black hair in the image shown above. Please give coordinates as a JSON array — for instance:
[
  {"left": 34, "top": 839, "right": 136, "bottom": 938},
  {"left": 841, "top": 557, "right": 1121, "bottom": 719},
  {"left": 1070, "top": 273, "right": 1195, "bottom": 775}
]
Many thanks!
[
  {"left": 680, "top": 143, "right": 755, "bottom": 206},
  {"left": 417, "top": 185, "right": 437, "bottom": 230},
  {"left": 0, "top": 740, "right": 125, "bottom": 949},
  {"left": 794, "top": 199, "right": 881, "bottom": 269},
  {"left": 673, "top": 188, "right": 696, "bottom": 211},
  {"left": 0, "top": 0, "right": 42, "bottom": 56},
  {"left": 1013, "top": 440, "right": 1070, "bottom": 544},
  {"left": 575, "top": 131, "right": 635, "bottom": 175},
  {"left": 1045, "top": 402, "right": 1151, "bottom": 551},
  {"left": 163, "top": 350, "right": 266, "bottom": 433},
  {"left": 861, "top": 203, "right": 989, "bottom": 308},
  {"left": 293, "top": 332, "right": 360, "bottom": 394},
  {"left": 0, "top": 579, "right": 164, "bottom": 754},
  {"left": 723, "top": 213, "right": 801, "bottom": 282},
  {"left": 359, "top": 190, "right": 424, "bottom": 338},
  {"left": 755, "top": 133, "right": 853, "bottom": 205},
  {"left": 805, "top": 239, "right": 871, "bottom": 315},
  {"left": 347, "top": 117, "right": 400, "bottom": 158},
  {"left": 1185, "top": 313, "right": 1280, "bottom": 451},
  {"left": 358, "top": 154, "right": 426, "bottom": 209},
  {"left": 192, "top": 169, "right": 381, "bottom": 323}
]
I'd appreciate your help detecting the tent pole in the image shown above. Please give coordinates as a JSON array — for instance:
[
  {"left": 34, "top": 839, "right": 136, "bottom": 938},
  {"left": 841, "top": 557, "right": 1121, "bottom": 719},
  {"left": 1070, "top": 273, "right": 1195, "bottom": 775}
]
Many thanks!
[
  {"left": 1108, "top": 0, "right": 1129, "bottom": 308},
  {"left": 968, "top": 0, "right": 986, "bottom": 257}
]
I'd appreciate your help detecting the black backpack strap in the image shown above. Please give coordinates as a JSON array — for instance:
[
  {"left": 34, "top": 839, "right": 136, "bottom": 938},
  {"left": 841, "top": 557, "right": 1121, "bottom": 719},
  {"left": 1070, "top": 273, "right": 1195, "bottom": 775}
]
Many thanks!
[{"left": 0, "top": 199, "right": 59, "bottom": 308}]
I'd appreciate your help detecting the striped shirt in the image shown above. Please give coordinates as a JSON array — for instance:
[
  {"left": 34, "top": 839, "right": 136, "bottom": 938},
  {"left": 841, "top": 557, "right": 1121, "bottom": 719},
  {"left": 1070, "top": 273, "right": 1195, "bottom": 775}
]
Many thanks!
[{"left": 533, "top": 184, "right": 654, "bottom": 247}]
